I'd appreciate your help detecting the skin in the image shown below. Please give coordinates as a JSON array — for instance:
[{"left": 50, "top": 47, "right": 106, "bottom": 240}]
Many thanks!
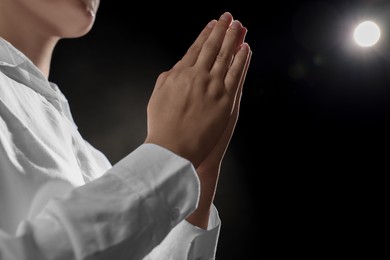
[{"left": 0, "top": 0, "right": 252, "bottom": 230}]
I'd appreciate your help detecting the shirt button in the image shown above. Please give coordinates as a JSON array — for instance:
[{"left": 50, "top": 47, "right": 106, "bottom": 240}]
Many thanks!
[{"left": 171, "top": 208, "right": 180, "bottom": 221}]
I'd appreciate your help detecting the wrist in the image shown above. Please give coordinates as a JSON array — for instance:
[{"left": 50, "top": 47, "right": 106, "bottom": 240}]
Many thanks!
[{"left": 186, "top": 207, "right": 211, "bottom": 230}]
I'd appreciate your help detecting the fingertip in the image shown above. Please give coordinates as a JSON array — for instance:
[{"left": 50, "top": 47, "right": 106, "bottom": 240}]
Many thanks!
[
  {"left": 241, "top": 26, "right": 248, "bottom": 41},
  {"left": 240, "top": 42, "right": 250, "bottom": 52},
  {"left": 207, "top": 20, "right": 217, "bottom": 28},
  {"left": 220, "top": 11, "right": 233, "bottom": 21},
  {"left": 230, "top": 20, "right": 242, "bottom": 29}
]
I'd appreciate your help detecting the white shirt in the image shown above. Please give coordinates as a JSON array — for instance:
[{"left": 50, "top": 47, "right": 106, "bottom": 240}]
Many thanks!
[{"left": 0, "top": 37, "right": 220, "bottom": 260}]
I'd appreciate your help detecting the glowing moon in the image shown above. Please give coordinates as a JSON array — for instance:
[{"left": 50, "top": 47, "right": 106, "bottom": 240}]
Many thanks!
[{"left": 354, "top": 21, "right": 381, "bottom": 47}]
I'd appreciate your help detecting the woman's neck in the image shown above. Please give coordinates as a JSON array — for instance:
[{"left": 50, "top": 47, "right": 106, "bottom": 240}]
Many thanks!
[
  {"left": 1, "top": 33, "right": 58, "bottom": 79},
  {"left": 0, "top": 3, "right": 59, "bottom": 79}
]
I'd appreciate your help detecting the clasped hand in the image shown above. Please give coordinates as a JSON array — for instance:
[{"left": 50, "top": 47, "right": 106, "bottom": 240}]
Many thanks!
[{"left": 145, "top": 12, "right": 252, "bottom": 170}]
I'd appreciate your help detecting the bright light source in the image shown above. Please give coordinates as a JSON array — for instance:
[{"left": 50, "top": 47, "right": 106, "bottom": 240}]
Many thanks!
[{"left": 353, "top": 21, "right": 381, "bottom": 47}]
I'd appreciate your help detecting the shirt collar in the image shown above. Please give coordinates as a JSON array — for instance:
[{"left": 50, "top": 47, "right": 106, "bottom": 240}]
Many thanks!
[
  {"left": 0, "top": 37, "right": 64, "bottom": 109},
  {"left": 0, "top": 37, "right": 48, "bottom": 82}
]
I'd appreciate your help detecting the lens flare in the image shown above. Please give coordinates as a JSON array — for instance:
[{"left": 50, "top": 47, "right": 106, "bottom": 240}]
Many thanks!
[{"left": 353, "top": 21, "right": 381, "bottom": 47}]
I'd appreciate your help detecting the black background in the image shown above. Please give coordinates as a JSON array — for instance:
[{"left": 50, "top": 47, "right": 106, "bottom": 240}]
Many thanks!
[{"left": 49, "top": 0, "right": 389, "bottom": 258}]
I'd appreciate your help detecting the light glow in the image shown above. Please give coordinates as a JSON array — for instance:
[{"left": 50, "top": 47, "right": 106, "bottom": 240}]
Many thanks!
[{"left": 353, "top": 21, "right": 381, "bottom": 47}]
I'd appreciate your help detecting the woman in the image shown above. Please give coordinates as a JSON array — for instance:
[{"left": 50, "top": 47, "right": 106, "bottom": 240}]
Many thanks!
[{"left": 0, "top": 0, "right": 252, "bottom": 259}]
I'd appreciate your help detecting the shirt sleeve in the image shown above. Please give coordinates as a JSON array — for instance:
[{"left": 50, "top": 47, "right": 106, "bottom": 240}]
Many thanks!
[
  {"left": 0, "top": 144, "right": 202, "bottom": 260},
  {"left": 84, "top": 142, "right": 222, "bottom": 260}
]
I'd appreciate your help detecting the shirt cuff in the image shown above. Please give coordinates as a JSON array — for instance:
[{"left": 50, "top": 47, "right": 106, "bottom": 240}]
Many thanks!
[
  {"left": 185, "top": 204, "right": 221, "bottom": 260},
  {"left": 109, "top": 143, "right": 201, "bottom": 224},
  {"left": 146, "top": 204, "right": 221, "bottom": 260}
]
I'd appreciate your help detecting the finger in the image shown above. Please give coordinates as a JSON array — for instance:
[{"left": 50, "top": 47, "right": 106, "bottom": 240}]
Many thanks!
[
  {"left": 173, "top": 19, "right": 217, "bottom": 69},
  {"left": 226, "top": 47, "right": 250, "bottom": 131},
  {"left": 210, "top": 20, "right": 246, "bottom": 77},
  {"left": 236, "top": 44, "right": 252, "bottom": 94},
  {"left": 225, "top": 43, "right": 252, "bottom": 95},
  {"left": 236, "top": 25, "right": 248, "bottom": 53},
  {"left": 219, "top": 47, "right": 252, "bottom": 149},
  {"left": 206, "top": 68, "right": 245, "bottom": 162},
  {"left": 195, "top": 12, "right": 234, "bottom": 70},
  {"left": 211, "top": 46, "right": 251, "bottom": 157}
]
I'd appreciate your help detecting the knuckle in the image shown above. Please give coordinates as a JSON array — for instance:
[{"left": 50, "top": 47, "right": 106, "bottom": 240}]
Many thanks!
[
  {"left": 202, "top": 41, "right": 220, "bottom": 53},
  {"left": 194, "top": 73, "right": 211, "bottom": 90},
  {"left": 228, "top": 66, "right": 242, "bottom": 79},
  {"left": 168, "top": 67, "right": 196, "bottom": 85},
  {"left": 159, "top": 70, "right": 170, "bottom": 78},
  {"left": 215, "top": 51, "right": 233, "bottom": 65},
  {"left": 208, "top": 81, "right": 227, "bottom": 100},
  {"left": 187, "top": 43, "right": 202, "bottom": 56}
]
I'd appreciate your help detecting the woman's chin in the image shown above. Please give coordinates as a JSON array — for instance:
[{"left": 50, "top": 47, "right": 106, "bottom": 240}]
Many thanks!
[{"left": 60, "top": 14, "right": 96, "bottom": 39}]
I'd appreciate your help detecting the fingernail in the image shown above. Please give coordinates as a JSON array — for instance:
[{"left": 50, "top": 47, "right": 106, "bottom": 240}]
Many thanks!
[
  {"left": 240, "top": 43, "right": 250, "bottom": 52},
  {"left": 230, "top": 20, "right": 242, "bottom": 29},
  {"left": 220, "top": 12, "right": 231, "bottom": 21},
  {"left": 207, "top": 20, "right": 217, "bottom": 28},
  {"left": 242, "top": 27, "right": 248, "bottom": 38}
]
